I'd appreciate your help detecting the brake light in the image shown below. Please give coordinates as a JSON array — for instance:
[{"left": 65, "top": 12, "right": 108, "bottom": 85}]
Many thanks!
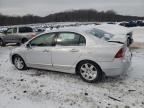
[
  {"left": 114, "top": 48, "right": 124, "bottom": 58},
  {"left": 31, "top": 33, "right": 36, "bottom": 38}
]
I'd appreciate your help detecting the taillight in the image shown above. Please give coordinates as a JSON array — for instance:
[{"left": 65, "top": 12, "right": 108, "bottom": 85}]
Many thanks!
[
  {"left": 31, "top": 33, "right": 36, "bottom": 38},
  {"left": 114, "top": 48, "right": 124, "bottom": 58}
]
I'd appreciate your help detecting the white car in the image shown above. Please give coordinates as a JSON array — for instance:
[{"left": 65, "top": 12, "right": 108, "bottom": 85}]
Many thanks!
[{"left": 10, "top": 28, "right": 132, "bottom": 83}]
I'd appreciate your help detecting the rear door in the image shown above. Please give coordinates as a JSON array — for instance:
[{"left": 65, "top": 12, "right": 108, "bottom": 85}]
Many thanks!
[
  {"left": 11, "top": 27, "right": 19, "bottom": 42},
  {"left": 4, "top": 28, "right": 13, "bottom": 43},
  {"left": 52, "top": 32, "right": 86, "bottom": 70}
]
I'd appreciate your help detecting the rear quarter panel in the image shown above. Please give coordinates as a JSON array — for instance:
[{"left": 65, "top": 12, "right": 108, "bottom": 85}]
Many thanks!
[{"left": 73, "top": 43, "right": 123, "bottom": 71}]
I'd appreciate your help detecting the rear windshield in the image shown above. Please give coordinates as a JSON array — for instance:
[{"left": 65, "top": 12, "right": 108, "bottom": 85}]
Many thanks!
[{"left": 85, "top": 28, "right": 113, "bottom": 41}]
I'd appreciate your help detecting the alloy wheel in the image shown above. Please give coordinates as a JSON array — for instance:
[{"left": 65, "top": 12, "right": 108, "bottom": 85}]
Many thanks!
[
  {"left": 14, "top": 56, "right": 25, "bottom": 70},
  {"left": 80, "top": 63, "right": 98, "bottom": 81}
]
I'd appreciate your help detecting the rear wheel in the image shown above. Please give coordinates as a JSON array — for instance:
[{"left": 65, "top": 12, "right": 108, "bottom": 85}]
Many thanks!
[
  {"left": 13, "top": 55, "right": 27, "bottom": 70},
  {"left": 77, "top": 61, "right": 102, "bottom": 83}
]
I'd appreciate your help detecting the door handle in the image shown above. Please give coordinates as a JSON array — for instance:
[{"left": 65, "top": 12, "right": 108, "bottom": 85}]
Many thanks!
[
  {"left": 43, "top": 49, "right": 49, "bottom": 52},
  {"left": 70, "top": 49, "right": 79, "bottom": 52}
]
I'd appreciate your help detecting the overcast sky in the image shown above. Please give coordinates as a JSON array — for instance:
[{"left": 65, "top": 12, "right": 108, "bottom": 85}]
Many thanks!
[{"left": 0, "top": 0, "right": 144, "bottom": 17}]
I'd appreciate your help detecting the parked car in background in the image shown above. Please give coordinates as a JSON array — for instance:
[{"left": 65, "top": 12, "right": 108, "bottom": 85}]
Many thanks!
[
  {"left": 10, "top": 28, "right": 132, "bottom": 83},
  {"left": 136, "top": 20, "right": 144, "bottom": 26},
  {"left": 119, "top": 21, "right": 143, "bottom": 27},
  {"left": 0, "top": 26, "right": 37, "bottom": 46}
]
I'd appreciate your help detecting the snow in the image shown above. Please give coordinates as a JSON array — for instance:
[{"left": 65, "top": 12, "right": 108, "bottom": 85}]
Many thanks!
[
  {"left": 128, "top": 49, "right": 144, "bottom": 78},
  {"left": 45, "top": 23, "right": 144, "bottom": 43},
  {"left": 1, "top": 26, "right": 144, "bottom": 108},
  {"left": 91, "top": 24, "right": 144, "bottom": 43},
  {"left": 96, "top": 23, "right": 131, "bottom": 35},
  {"left": 130, "top": 27, "right": 144, "bottom": 42}
]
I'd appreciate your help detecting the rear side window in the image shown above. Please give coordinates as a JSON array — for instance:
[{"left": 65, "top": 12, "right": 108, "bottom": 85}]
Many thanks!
[
  {"left": 79, "top": 35, "right": 86, "bottom": 45},
  {"left": 19, "top": 27, "right": 33, "bottom": 33},
  {"left": 56, "top": 32, "right": 86, "bottom": 46},
  {"left": 7, "top": 28, "right": 13, "bottom": 34}
]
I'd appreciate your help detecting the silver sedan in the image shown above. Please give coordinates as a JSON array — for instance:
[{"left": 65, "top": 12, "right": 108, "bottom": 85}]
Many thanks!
[{"left": 10, "top": 28, "right": 132, "bottom": 83}]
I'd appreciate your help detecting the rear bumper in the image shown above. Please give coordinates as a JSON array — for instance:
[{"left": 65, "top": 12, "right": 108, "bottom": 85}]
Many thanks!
[
  {"left": 102, "top": 51, "right": 132, "bottom": 76},
  {"left": 103, "top": 59, "right": 131, "bottom": 76}
]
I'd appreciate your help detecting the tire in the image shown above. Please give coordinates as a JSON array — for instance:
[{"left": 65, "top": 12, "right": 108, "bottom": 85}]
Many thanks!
[
  {"left": 77, "top": 60, "right": 102, "bottom": 83},
  {"left": 16, "top": 42, "right": 21, "bottom": 46},
  {"left": 21, "top": 38, "right": 28, "bottom": 44},
  {"left": 0, "top": 39, "right": 6, "bottom": 46},
  {"left": 13, "top": 55, "right": 27, "bottom": 70}
]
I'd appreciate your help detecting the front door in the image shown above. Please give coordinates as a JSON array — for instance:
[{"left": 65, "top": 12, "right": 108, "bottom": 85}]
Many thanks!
[
  {"left": 4, "top": 28, "right": 18, "bottom": 43},
  {"left": 25, "top": 33, "right": 56, "bottom": 70},
  {"left": 4, "top": 28, "right": 13, "bottom": 43}
]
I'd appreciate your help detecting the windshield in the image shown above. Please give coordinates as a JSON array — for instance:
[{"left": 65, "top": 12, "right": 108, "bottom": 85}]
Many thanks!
[{"left": 86, "top": 28, "right": 113, "bottom": 41}]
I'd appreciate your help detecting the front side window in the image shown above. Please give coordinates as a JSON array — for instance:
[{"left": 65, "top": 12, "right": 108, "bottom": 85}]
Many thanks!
[
  {"left": 30, "top": 33, "right": 56, "bottom": 47},
  {"left": 7, "top": 28, "right": 13, "bottom": 34},
  {"left": 56, "top": 32, "right": 86, "bottom": 46}
]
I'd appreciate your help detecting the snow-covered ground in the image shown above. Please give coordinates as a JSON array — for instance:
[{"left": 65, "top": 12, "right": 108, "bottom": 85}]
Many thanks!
[
  {"left": 131, "top": 27, "right": 144, "bottom": 43},
  {"left": 0, "top": 26, "right": 144, "bottom": 108}
]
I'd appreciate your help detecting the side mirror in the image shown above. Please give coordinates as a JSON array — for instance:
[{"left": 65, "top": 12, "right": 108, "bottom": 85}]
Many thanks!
[{"left": 26, "top": 43, "right": 31, "bottom": 49}]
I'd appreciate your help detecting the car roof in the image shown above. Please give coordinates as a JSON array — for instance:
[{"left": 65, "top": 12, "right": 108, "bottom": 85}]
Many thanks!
[
  {"left": 8, "top": 26, "right": 32, "bottom": 29},
  {"left": 45, "top": 27, "right": 87, "bottom": 35}
]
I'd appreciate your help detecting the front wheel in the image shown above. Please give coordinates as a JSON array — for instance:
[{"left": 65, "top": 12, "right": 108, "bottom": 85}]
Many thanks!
[
  {"left": 21, "top": 38, "right": 28, "bottom": 44},
  {"left": 13, "top": 55, "right": 27, "bottom": 70},
  {"left": 77, "top": 61, "right": 102, "bottom": 83},
  {"left": 0, "top": 39, "right": 6, "bottom": 46},
  {"left": 16, "top": 42, "right": 21, "bottom": 46}
]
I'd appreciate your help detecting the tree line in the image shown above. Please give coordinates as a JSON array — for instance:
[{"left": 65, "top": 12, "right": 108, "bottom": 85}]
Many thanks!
[{"left": 0, "top": 9, "right": 144, "bottom": 26}]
